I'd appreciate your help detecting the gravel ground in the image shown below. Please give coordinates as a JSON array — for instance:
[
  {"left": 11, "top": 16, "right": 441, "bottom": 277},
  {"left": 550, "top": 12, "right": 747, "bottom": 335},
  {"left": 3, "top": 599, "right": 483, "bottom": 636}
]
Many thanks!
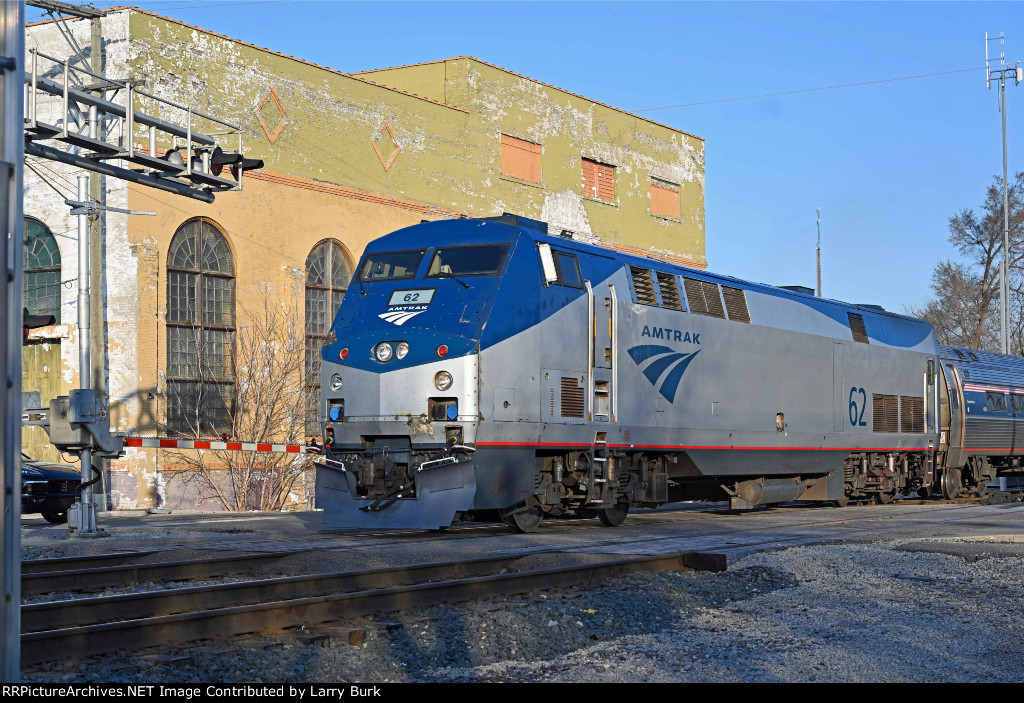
[{"left": 22, "top": 537, "right": 1024, "bottom": 683}]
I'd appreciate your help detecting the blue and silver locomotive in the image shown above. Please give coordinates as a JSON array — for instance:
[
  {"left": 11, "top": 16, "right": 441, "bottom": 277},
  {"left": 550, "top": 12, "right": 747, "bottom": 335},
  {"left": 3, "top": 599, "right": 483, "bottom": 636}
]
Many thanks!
[{"left": 315, "top": 214, "right": 1014, "bottom": 531}]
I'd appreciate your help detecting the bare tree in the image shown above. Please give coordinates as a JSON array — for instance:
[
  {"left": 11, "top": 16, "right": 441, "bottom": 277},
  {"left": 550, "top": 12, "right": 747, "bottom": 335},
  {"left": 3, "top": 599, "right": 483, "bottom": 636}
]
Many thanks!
[
  {"left": 167, "top": 283, "right": 311, "bottom": 512},
  {"left": 908, "top": 171, "right": 1024, "bottom": 353}
]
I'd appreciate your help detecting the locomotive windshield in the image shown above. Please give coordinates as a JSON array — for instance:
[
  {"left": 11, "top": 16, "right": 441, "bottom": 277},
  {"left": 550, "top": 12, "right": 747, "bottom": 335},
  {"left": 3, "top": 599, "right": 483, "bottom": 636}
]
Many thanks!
[
  {"left": 359, "top": 249, "right": 425, "bottom": 281},
  {"left": 426, "top": 245, "right": 508, "bottom": 278}
]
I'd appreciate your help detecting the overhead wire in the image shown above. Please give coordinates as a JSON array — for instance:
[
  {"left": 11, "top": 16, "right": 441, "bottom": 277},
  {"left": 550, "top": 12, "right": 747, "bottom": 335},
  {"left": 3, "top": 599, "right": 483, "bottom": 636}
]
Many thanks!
[{"left": 636, "top": 66, "right": 987, "bottom": 111}]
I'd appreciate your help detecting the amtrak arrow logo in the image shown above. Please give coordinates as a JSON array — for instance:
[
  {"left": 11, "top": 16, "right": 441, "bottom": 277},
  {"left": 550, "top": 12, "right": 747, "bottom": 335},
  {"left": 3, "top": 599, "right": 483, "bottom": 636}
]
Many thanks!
[
  {"left": 379, "top": 308, "right": 425, "bottom": 326},
  {"left": 627, "top": 345, "right": 700, "bottom": 403}
]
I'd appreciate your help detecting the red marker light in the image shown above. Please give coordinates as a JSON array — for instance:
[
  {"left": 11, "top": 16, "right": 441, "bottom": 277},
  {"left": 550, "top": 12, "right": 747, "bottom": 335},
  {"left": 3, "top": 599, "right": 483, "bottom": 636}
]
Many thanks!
[
  {"left": 437, "top": 344, "right": 449, "bottom": 358},
  {"left": 340, "top": 347, "right": 349, "bottom": 360}
]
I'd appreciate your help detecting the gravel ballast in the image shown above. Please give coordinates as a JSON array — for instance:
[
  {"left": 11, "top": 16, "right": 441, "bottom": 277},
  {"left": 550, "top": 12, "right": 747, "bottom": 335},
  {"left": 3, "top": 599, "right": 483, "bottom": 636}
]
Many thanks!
[{"left": 22, "top": 538, "right": 1024, "bottom": 683}]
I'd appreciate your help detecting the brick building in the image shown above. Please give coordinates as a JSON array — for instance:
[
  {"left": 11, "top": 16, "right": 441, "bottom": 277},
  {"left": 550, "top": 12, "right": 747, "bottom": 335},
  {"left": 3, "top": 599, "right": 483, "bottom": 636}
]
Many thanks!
[{"left": 22, "top": 7, "right": 706, "bottom": 510}]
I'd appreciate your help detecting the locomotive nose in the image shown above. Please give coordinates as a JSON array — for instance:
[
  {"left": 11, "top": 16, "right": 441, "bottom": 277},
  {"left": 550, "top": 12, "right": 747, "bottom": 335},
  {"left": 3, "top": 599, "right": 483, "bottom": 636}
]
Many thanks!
[{"left": 321, "top": 329, "right": 479, "bottom": 427}]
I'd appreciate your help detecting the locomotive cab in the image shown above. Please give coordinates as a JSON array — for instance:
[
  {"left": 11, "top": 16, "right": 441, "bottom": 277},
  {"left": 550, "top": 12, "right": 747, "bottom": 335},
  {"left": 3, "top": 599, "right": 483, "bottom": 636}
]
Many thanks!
[{"left": 315, "top": 219, "right": 523, "bottom": 528}]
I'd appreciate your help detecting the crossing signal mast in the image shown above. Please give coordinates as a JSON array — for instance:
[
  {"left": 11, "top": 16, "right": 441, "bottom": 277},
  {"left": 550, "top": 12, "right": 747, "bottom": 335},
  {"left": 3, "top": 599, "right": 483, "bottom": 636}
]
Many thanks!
[{"left": 6, "top": 0, "right": 263, "bottom": 677}]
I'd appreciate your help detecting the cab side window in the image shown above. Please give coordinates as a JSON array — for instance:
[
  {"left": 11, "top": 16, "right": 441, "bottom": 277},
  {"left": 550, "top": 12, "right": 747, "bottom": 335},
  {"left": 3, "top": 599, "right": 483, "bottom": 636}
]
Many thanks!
[{"left": 553, "top": 251, "right": 582, "bottom": 288}]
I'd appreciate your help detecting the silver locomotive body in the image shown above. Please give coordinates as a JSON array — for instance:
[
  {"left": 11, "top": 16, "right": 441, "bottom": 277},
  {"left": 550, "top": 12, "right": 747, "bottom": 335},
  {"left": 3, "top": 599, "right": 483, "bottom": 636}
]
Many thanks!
[{"left": 317, "top": 215, "right": 949, "bottom": 530}]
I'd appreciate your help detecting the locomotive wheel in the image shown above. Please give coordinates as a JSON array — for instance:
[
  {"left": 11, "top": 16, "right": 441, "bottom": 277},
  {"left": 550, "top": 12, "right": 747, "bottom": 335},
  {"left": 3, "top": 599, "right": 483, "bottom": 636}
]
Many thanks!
[
  {"left": 830, "top": 496, "right": 850, "bottom": 508},
  {"left": 875, "top": 490, "right": 895, "bottom": 505},
  {"left": 941, "top": 468, "right": 961, "bottom": 500},
  {"left": 597, "top": 502, "right": 630, "bottom": 527},
  {"left": 499, "top": 506, "right": 544, "bottom": 533}
]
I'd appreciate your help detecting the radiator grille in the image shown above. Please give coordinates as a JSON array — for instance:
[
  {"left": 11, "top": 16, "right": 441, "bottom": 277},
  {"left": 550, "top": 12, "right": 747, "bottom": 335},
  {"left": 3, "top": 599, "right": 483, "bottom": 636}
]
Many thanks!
[
  {"left": 561, "top": 377, "right": 585, "bottom": 418},
  {"left": 873, "top": 394, "right": 899, "bottom": 433},
  {"left": 722, "top": 286, "right": 751, "bottom": 323},
  {"left": 656, "top": 272, "right": 682, "bottom": 310},
  {"left": 849, "top": 313, "right": 869, "bottom": 344},
  {"left": 630, "top": 266, "right": 657, "bottom": 305},
  {"left": 683, "top": 277, "right": 726, "bottom": 319},
  {"left": 900, "top": 396, "right": 924, "bottom": 433}
]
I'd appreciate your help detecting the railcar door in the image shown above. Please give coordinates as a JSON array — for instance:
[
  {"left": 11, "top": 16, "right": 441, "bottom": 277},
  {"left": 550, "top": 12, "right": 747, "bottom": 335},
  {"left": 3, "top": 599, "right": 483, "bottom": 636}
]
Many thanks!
[{"left": 941, "top": 363, "right": 966, "bottom": 466}]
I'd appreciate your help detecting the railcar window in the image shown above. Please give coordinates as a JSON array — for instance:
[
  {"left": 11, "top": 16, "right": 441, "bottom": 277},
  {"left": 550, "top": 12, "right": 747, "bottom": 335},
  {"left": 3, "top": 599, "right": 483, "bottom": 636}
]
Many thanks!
[
  {"left": 1012, "top": 394, "right": 1024, "bottom": 412},
  {"left": 427, "top": 245, "right": 508, "bottom": 277},
  {"left": 359, "top": 250, "right": 425, "bottom": 281},
  {"left": 985, "top": 392, "right": 1007, "bottom": 412},
  {"left": 552, "top": 251, "right": 583, "bottom": 288}
]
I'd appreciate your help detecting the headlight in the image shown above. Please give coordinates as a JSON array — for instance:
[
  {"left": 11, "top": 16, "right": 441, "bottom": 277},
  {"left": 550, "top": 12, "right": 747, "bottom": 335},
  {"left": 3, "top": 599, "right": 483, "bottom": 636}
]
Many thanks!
[
  {"left": 434, "top": 371, "right": 453, "bottom": 391},
  {"left": 329, "top": 373, "right": 343, "bottom": 391},
  {"left": 396, "top": 342, "right": 409, "bottom": 359},
  {"left": 375, "top": 342, "right": 393, "bottom": 362}
]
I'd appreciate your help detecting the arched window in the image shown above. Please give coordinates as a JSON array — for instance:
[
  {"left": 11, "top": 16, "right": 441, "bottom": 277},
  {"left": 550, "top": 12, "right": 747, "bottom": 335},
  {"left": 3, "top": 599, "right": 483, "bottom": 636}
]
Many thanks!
[
  {"left": 305, "top": 240, "right": 351, "bottom": 432},
  {"left": 166, "top": 218, "right": 235, "bottom": 435},
  {"left": 24, "top": 218, "right": 61, "bottom": 324}
]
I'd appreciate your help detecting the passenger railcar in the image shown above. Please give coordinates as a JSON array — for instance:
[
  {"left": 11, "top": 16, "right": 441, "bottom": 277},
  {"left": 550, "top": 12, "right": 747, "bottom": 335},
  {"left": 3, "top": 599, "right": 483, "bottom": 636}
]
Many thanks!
[{"left": 314, "top": 215, "right": 1010, "bottom": 531}]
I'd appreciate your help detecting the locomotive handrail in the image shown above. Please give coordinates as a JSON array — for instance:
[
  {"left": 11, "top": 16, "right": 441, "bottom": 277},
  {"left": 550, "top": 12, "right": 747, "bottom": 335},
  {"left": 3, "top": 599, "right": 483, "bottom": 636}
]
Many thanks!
[{"left": 314, "top": 459, "right": 347, "bottom": 474}]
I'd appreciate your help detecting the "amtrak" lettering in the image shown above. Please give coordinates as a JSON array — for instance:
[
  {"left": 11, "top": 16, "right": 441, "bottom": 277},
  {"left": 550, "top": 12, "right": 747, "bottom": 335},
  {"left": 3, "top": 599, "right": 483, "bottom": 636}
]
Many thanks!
[{"left": 641, "top": 325, "right": 700, "bottom": 344}]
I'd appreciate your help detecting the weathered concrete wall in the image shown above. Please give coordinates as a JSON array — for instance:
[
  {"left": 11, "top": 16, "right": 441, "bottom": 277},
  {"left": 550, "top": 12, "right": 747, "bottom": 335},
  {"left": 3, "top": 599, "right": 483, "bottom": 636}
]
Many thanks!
[{"left": 356, "top": 58, "right": 706, "bottom": 265}]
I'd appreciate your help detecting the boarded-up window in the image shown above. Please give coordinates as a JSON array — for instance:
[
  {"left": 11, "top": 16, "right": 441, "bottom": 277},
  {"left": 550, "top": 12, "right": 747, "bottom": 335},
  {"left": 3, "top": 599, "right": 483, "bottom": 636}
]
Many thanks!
[
  {"left": 501, "top": 135, "right": 542, "bottom": 183},
  {"left": 582, "top": 158, "right": 615, "bottom": 201},
  {"left": 650, "top": 178, "right": 679, "bottom": 218}
]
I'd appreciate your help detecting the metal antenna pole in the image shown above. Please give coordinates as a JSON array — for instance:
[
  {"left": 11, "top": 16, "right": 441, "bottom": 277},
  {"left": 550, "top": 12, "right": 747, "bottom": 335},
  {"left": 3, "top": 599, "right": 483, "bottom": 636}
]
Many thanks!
[
  {"left": 986, "top": 32, "right": 1019, "bottom": 355},
  {"left": 816, "top": 207, "right": 822, "bottom": 297},
  {"left": 1002, "top": 76, "right": 1010, "bottom": 354}
]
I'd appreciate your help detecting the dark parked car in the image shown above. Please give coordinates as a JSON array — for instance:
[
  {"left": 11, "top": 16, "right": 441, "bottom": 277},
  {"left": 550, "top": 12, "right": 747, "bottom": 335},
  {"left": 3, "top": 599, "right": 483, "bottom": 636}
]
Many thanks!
[{"left": 21, "top": 453, "right": 81, "bottom": 523}]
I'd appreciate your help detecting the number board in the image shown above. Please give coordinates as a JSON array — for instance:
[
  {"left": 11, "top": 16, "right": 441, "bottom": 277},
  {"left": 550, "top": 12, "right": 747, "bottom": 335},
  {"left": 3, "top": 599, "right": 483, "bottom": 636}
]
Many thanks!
[{"left": 388, "top": 289, "right": 436, "bottom": 306}]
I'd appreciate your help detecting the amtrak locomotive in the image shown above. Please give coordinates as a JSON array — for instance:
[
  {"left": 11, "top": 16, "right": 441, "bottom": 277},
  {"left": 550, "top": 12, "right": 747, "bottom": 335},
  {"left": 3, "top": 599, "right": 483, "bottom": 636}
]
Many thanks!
[{"left": 314, "top": 214, "right": 1016, "bottom": 531}]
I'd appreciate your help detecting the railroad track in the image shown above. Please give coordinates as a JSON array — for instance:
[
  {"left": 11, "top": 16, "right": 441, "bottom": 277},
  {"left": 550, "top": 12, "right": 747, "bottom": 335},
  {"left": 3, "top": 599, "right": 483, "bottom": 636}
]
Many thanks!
[
  {"left": 20, "top": 550, "right": 725, "bottom": 666},
  {"left": 21, "top": 500, "right": 1023, "bottom": 668},
  {"left": 20, "top": 498, "right": 1007, "bottom": 596}
]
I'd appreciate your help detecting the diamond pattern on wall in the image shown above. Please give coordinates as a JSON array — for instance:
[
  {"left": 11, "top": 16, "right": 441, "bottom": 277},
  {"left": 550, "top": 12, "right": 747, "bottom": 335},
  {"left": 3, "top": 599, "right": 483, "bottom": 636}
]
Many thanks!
[
  {"left": 372, "top": 120, "right": 401, "bottom": 171},
  {"left": 256, "top": 89, "right": 290, "bottom": 144}
]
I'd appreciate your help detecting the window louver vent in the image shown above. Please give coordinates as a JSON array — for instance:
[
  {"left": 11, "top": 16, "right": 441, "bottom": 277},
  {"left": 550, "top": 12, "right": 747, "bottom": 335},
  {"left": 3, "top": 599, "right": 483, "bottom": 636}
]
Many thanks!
[
  {"left": 872, "top": 394, "right": 899, "bottom": 433},
  {"left": 656, "top": 272, "right": 682, "bottom": 310},
  {"left": 682, "top": 277, "right": 726, "bottom": 319},
  {"left": 561, "top": 377, "right": 585, "bottom": 418},
  {"left": 900, "top": 396, "right": 924, "bottom": 433},
  {"left": 630, "top": 266, "right": 657, "bottom": 305},
  {"left": 721, "top": 286, "right": 751, "bottom": 323},
  {"left": 849, "top": 313, "right": 869, "bottom": 344}
]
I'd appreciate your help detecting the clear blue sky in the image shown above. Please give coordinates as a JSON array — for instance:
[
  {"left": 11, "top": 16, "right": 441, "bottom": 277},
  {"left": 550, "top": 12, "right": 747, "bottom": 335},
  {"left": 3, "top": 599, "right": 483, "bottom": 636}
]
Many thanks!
[{"left": 28, "top": 1, "right": 1024, "bottom": 314}]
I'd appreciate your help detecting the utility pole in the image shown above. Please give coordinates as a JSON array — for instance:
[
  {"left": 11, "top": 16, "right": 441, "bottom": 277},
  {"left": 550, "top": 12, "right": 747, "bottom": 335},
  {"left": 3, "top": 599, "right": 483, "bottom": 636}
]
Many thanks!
[
  {"left": 89, "top": 9, "right": 107, "bottom": 510},
  {"left": 986, "top": 32, "right": 1022, "bottom": 355},
  {"left": 816, "top": 207, "right": 822, "bottom": 297},
  {"left": 1, "top": 0, "right": 25, "bottom": 682}
]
